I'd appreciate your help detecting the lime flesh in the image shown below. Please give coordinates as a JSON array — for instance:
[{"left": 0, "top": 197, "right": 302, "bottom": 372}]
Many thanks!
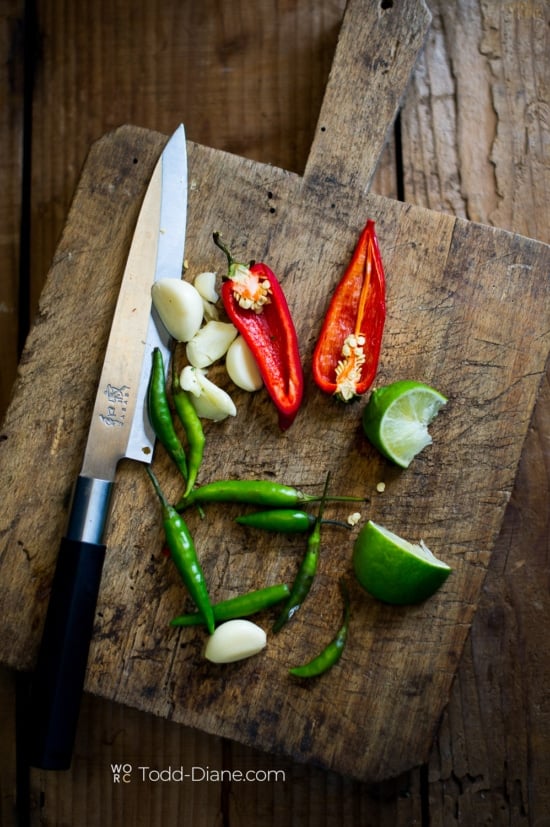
[
  {"left": 362, "top": 380, "right": 447, "bottom": 468},
  {"left": 352, "top": 520, "right": 451, "bottom": 605}
]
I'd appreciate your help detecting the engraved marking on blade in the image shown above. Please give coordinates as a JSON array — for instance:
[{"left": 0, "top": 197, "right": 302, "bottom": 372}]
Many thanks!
[{"left": 98, "top": 383, "right": 131, "bottom": 428}]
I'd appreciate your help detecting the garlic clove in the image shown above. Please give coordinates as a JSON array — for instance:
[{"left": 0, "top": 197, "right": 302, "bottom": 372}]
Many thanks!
[
  {"left": 204, "top": 619, "right": 267, "bottom": 663},
  {"left": 151, "top": 278, "right": 204, "bottom": 342},
  {"left": 186, "top": 321, "right": 238, "bottom": 369},
  {"left": 226, "top": 335, "right": 263, "bottom": 392},
  {"left": 194, "top": 271, "right": 219, "bottom": 303},
  {"left": 201, "top": 299, "right": 219, "bottom": 322},
  {"left": 180, "top": 365, "right": 236, "bottom": 421}
]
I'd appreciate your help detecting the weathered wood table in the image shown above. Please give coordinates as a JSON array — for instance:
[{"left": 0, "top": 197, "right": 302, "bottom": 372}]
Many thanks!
[{"left": 1, "top": 1, "right": 549, "bottom": 824}]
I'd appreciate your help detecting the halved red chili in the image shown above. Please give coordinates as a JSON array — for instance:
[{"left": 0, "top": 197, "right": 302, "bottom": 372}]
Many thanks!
[
  {"left": 213, "top": 232, "right": 304, "bottom": 430},
  {"left": 312, "top": 219, "right": 386, "bottom": 402}
]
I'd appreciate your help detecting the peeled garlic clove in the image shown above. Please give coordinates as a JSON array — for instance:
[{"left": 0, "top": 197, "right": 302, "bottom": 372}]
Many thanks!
[
  {"left": 201, "top": 299, "right": 219, "bottom": 322},
  {"left": 226, "top": 335, "right": 263, "bottom": 392},
  {"left": 151, "top": 278, "right": 204, "bottom": 342},
  {"left": 204, "top": 620, "right": 267, "bottom": 664},
  {"left": 186, "top": 321, "right": 238, "bottom": 369},
  {"left": 180, "top": 365, "right": 236, "bottom": 421},
  {"left": 180, "top": 364, "right": 202, "bottom": 396},
  {"left": 194, "top": 271, "right": 219, "bottom": 303},
  {"left": 190, "top": 385, "right": 236, "bottom": 421},
  {"left": 194, "top": 273, "right": 220, "bottom": 320}
]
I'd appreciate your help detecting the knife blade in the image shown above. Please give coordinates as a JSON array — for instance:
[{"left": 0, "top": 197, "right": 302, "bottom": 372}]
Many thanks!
[{"left": 28, "top": 125, "right": 188, "bottom": 771}]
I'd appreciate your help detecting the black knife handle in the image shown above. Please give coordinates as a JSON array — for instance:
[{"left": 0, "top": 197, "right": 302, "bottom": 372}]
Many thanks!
[{"left": 28, "top": 537, "right": 106, "bottom": 770}]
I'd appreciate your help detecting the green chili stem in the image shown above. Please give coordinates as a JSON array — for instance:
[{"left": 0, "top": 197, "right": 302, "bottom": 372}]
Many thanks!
[
  {"left": 146, "top": 463, "right": 168, "bottom": 506},
  {"left": 313, "top": 471, "right": 331, "bottom": 527},
  {"left": 170, "top": 583, "right": 290, "bottom": 628}
]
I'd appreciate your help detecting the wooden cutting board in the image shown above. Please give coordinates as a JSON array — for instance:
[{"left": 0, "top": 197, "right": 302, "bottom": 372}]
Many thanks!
[{"left": 1, "top": 0, "right": 549, "bottom": 782}]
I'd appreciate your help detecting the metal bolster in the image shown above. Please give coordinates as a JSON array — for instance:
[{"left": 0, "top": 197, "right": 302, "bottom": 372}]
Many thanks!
[{"left": 66, "top": 476, "right": 114, "bottom": 545}]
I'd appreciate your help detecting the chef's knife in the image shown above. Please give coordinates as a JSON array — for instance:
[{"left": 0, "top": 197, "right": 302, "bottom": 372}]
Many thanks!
[{"left": 28, "top": 125, "right": 188, "bottom": 771}]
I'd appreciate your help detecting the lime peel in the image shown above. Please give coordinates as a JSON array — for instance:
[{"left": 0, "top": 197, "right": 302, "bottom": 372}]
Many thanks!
[{"left": 352, "top": 520, "right": 451, "bottom": 605}]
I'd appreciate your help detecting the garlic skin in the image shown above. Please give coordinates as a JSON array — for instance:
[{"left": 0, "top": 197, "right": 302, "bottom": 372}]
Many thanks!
[
  {"left": 151, "top": 278, "right": 204, "bottom": 342},
  {"left": 225, "top": 335, "right": 263, "bottom": 392},
  {"left": 186, "top": 321, "right": 238, "bottom": 369},
  {"left": 204, "top": 620, "right": 267, "bottom": 664},
  {"left": 180, "top": 365, "right": 236, "bottom": 421}
]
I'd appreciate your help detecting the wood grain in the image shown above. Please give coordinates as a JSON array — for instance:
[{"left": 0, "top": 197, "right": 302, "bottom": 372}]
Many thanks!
[
  {"left": 0, "top": 0, "right": 549, "bottom": 822},
  {"left": 303, "top": 0, "right": 430, "bottom": 193},
  {"left": 1, "top": 116, "right": 549, "bottom": 782},
  {"left": 400, "top": 2, "right": 550, "bottom": 821},
  {"left": 22, "top": 0, "right": 347, "bottom": 341},
  {"left": 0, "top": 0, "right": 24, "bottom": 416},
  {"left": 0, "top": 5, "right": 25, "bottom": 820}
]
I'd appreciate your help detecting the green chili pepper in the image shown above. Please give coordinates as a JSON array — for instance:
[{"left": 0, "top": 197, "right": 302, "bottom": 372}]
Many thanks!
[
  {"left": 176, "top": 478, "right": 363, "bottom": 512},
  {"left": 146, "top": 466, "right": 214, "bottom": 634},
  {"left": 235, "top": 509, "right": 351, "bottom": 534},
  {"left": 170, "top": 583, "right": 290, "bottom": 627},
  {"left": 272, "top": 473, "right": 331, "bottom": 633},
  {"left": 289, "top": 579, "right": 350, "bottom": 678},
  {"left": 147, "top": 348, "right": 188, "bottom": 482},
  {"left": 172, "top": 359, "right": 205, "bottom": 499}
]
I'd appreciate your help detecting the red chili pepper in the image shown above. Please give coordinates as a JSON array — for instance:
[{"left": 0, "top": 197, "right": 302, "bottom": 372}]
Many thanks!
[
  {"left": 213, "top": 233, "right": 304, "bottom": 430},
  {"left": 312, "top": 219, "right": 386, "bottom": 402}
]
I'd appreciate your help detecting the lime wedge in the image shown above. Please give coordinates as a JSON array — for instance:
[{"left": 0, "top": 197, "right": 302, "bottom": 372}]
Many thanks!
[
  {"left": 352, "top": 520, "right": 451, "bottom": 604},
  {"left": 362, "top": 380, "right": 447, "bottom": 468}
]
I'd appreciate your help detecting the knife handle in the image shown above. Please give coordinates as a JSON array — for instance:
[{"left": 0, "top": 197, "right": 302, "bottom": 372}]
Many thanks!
[
  {"left": 28, "top": 536, "right": 106, "bottom": 770},
  {"left": 28, "top": 475, "right": 113, "bottom": 770}
]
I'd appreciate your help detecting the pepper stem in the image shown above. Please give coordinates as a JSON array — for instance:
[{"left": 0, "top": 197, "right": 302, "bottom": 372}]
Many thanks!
[
  {"left": 322, "top": 519, "right": 353, "bottom": 531},
  {"left": 213, "top": 232, "right": 235, "bottom": 270},
  {"left": 314, "top": 471, "right": 332, "bottom": 527},
  {"left": 305, "top": 494, "right": 366, "bottom": 504},
  {"left": 145, "top": 465, "right": 169, "bottom": 511}
]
